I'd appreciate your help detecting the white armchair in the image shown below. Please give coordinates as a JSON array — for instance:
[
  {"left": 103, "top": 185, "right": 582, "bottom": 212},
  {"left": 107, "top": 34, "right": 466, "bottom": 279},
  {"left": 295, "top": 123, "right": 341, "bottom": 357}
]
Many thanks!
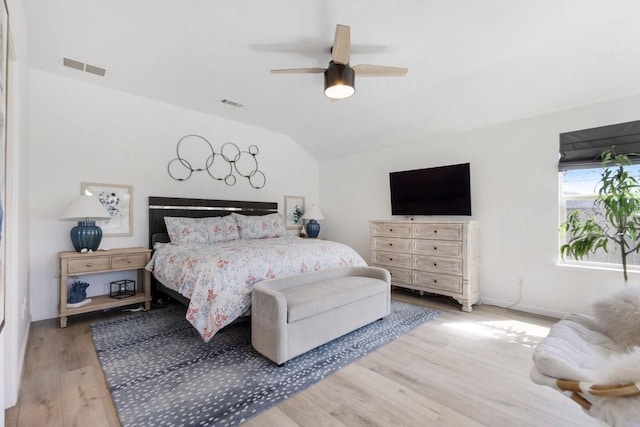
[{"left": 531, "top": 286, "right": 640, "bottom": 426}]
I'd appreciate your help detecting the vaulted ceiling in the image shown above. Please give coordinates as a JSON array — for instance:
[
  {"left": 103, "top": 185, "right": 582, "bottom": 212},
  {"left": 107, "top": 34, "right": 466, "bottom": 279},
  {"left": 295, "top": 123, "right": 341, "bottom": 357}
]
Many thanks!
[{"left": 24, "top": 0, "right": 640, "bottom": 160}]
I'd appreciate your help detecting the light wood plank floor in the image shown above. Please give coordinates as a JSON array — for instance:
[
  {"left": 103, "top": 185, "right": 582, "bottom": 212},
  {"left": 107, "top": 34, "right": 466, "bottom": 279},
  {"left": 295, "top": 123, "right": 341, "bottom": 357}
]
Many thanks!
[{"left": 5, "top": 290, "right": 606, "bottom": 427}]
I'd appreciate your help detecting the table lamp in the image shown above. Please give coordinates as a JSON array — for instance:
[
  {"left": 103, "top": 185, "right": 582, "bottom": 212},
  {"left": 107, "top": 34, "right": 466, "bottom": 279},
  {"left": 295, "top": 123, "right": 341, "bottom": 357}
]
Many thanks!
[
  {"left": 302, "top": 204, "right": 324, "bottom": 238},
  {"left": 60, "top": 195, "right": 111, "bottom": 251}
]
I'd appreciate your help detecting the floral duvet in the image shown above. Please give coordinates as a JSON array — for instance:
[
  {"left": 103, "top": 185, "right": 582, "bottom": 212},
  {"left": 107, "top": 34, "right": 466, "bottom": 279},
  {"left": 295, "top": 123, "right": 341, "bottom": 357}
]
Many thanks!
[{"left": 145, "top": 236, "right": 367, "bottom": 341}]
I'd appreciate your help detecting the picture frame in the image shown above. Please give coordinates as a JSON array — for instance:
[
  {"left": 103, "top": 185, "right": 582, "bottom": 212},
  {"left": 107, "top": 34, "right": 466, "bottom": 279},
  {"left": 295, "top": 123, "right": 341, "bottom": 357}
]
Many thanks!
[
  {"left": 81, "top": 182, "right": 133, "bottom": 236},
  {"left": 284, "top": 195, "right": 305, "bottom": 230}
]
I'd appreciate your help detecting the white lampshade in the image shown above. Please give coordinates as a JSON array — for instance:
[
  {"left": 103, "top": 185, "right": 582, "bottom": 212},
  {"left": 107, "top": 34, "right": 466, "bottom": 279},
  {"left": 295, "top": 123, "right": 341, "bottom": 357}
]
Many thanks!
[
  {"left": 302, "top": 204, "right": 324, "bottom": 220},
  {"left": 60, "top": 195, "right": 111, "bottom": 221}
]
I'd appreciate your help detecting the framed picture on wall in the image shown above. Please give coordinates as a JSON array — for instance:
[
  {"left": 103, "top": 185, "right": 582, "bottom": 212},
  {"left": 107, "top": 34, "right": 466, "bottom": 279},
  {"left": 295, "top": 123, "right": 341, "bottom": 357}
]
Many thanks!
[
  {"left": 81, "top": 182, "right": 133, "bottom": 236},
  {"left": 284, "top": 195, "right": 305, "bottom": 230}
]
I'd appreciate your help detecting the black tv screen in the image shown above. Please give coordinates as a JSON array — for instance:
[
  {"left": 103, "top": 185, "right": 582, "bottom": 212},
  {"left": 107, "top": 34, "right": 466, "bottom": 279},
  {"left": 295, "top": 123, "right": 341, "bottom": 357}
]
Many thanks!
[{"left": 389, "top": 163, "right": 471, "bottom": 216}]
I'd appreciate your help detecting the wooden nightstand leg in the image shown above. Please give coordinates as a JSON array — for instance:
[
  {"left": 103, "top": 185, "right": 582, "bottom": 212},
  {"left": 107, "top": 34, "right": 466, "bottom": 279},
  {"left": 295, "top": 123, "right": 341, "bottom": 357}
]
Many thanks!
[
  {"left": 60, "top": 316, "right": 67, "bottom": 328},
  {"left": 144, "top": 301, "right": 151, "bottom": 311}
]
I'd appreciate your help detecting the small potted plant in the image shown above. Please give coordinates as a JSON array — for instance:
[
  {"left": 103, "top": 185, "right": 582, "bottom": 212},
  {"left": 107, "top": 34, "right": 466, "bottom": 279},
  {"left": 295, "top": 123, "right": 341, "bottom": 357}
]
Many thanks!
[{"left": 560, "top": 148, "right": 640, "bottom": 283}]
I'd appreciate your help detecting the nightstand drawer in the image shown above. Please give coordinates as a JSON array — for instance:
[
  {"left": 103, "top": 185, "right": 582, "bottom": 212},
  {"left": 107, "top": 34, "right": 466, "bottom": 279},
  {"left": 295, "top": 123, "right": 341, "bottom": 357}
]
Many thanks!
[
  {"left": 413, "top": 271, "right": 462, "bottom": 293},
  {"left": 372, "top": 237, "right": 412, "bottom": 253},
  {"left": 372, "top": 251, "right": 412, "bottom": 268},
  {"left": 112, "top": 253, "right": 148, "bottom": 269},
  {"left": 67, "top": 256, "right": 110, "bottom": 273},
  {"left": 413, "top": 223, "right": 462, "bottom": 241}
]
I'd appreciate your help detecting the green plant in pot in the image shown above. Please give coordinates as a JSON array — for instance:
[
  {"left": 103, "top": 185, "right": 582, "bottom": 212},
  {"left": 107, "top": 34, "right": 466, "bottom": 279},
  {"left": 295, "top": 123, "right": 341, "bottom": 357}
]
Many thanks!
[{"left": 560, "top": 149, "right": 640, "bottom": 283}]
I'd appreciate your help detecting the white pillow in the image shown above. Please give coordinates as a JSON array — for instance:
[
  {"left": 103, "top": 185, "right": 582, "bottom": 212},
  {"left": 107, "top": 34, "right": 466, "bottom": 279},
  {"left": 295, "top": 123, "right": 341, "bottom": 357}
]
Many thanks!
[
  {"left": 164, "top": 216, "right": 239, "bottom": 244},
  {"left": 591, "top": 285, "right": 640, "bottom": 349},
  {"left": 232, "top": 213, "right": 288, "bottom": 239}
]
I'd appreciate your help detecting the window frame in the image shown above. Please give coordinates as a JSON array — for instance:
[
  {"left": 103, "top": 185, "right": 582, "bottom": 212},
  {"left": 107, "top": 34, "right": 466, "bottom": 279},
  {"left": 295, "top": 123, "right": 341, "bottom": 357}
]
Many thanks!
[{"left": 558, "top": 168, "right": 640, "bottom": 272}]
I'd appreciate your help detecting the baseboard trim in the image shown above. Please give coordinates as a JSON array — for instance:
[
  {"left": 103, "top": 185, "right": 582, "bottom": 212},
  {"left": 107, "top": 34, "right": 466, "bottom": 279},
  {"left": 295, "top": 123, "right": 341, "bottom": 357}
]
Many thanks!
[{"left": 481, "top": 297, "right": 568, "bottom": 319}]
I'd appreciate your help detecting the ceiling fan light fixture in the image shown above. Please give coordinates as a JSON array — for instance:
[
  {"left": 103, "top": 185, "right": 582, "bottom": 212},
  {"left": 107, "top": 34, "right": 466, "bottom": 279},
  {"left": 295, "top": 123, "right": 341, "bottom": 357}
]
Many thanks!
[{"left": 324, "top": 61, "right": 355, "bottom": 99}]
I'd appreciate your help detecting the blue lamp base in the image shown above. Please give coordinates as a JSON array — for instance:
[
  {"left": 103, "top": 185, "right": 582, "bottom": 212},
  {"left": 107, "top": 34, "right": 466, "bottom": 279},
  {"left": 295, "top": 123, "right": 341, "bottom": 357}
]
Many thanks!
[
  {"left": 306, "top": 219, "right": 321, "bottom": 238},
  {"left": 70, "top": 221, "right": 103, "bottom": 251}
]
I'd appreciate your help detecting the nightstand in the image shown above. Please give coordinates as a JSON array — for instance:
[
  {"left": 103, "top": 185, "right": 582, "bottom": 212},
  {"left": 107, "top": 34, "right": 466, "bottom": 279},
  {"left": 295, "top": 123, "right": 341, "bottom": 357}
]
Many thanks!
[{"left": 58, "top": 247, "right": 152, "bottom": 328}]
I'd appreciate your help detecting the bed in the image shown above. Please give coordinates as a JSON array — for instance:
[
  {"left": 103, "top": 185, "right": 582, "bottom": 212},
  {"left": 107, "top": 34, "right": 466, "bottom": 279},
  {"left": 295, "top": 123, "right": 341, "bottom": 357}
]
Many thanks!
[{"left": 146, "top": 196, "right": 367, "bottom": 341}]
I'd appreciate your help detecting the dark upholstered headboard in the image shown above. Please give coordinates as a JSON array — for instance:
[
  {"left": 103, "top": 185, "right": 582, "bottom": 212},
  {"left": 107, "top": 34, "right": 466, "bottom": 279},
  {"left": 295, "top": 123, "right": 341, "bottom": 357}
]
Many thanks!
[{"left": 148, "top": 196, "right": 278, "bottom": 248}]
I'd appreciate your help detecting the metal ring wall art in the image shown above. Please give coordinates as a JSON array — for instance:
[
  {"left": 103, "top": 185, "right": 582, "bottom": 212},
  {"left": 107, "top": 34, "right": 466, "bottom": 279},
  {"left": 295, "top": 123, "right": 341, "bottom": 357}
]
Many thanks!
[{"left": 167, "top": 134, "right": 266, "bottom": 189}]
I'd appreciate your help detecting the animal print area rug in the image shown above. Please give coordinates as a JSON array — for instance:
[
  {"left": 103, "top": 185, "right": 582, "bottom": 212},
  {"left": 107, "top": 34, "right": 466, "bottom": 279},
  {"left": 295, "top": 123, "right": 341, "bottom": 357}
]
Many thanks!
[{"left": 91, "top": 300, "right": 439, "bottom": 426}]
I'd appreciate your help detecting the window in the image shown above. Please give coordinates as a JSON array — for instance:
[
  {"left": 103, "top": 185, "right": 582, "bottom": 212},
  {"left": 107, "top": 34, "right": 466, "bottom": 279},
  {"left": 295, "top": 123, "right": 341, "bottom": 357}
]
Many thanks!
[{"left": 559, "top": 164, "right": 640, "bottom": 267}]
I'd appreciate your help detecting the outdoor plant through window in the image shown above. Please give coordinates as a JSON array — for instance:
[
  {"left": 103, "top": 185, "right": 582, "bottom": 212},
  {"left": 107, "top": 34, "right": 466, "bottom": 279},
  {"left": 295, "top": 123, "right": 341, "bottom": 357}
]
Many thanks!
[{"left": 560, "top": 150, "right": 640, "bottom": 280}]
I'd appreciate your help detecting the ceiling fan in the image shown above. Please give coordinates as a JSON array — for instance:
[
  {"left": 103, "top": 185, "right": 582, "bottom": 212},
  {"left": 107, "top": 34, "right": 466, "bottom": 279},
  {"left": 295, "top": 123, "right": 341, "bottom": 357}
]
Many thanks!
[{"left": 270, "top": 24, "right": 408, "bottom": 100}]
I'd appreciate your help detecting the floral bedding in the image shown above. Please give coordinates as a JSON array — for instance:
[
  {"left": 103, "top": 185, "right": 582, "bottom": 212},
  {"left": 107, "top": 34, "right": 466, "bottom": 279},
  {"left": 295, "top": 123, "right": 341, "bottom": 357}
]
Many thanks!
[{"left": 145, "top": 236, "right": 367, "bottom": 341}]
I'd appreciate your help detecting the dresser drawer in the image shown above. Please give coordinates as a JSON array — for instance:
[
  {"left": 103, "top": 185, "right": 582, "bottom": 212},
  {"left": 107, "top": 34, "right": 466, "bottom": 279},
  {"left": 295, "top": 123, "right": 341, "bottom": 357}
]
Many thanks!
[
  {"left": 67, "top": 256, "right": 110, "bottom": 274},
  {"left": 414, "top": 255, "right": 462, "bottom": 275},
  {"left": 371, "top": 222, "right": 412, "bottom": 238},
  {"left": 413, "top": 223, "right": 462, "bottom": 241},
  {"left": 381, "top": 266, "right": 412, "bottom": 285},
  {"left": 413, "top": 239, "right": 462, "bottom": 257},
  {"left": 112, "top": 253, "right": 148, "bottom": 270},
  {"left": 372, "top": 237, "right": 412, "bottom": 253},
  {"left": 413, "top": 271, "right": 462, "bottom": 293},
  {"left": 372, "top": 251, "right": 412, "bottom": 269}
]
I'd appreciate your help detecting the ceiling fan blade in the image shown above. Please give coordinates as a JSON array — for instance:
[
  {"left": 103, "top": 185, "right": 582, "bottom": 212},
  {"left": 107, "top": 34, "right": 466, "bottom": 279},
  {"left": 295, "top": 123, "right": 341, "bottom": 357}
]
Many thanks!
[
  {"left": 352, "top": 64, "right": 408, "bottom": 76},
  {"left": 332, "top": 24, "right": 350, "bottom": 65},
  {"left": 270, "top": 68, "right": 326, "bottom": 74}
]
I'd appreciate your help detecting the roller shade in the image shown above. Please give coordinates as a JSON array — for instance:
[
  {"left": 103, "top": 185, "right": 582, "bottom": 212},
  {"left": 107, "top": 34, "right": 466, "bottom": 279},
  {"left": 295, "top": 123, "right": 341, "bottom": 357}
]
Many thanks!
[{"left": 559, "top": 120, "right": 640, "bottom": 170}]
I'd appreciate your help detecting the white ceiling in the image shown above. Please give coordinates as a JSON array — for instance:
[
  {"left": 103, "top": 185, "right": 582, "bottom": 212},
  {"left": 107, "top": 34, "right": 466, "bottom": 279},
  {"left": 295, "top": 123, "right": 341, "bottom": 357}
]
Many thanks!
[{"left": 24, "top": 0, "right": 640, "bottom": 160}]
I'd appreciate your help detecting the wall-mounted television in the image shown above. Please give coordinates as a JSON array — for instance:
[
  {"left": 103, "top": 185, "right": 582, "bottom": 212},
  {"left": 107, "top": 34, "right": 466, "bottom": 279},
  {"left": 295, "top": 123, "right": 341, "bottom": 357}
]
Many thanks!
[{"left": 389, "top": 163, "right": 471, "bottom": 216}]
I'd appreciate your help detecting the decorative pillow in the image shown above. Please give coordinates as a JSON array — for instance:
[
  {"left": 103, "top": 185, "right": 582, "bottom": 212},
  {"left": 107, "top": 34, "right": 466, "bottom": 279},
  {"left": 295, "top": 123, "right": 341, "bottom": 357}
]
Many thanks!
[
  {"left": 232, "top": 213, "right": 288, "bottom": 239},
  {"left": 590, "top": 285, "right": 640, "bottom": 349},
  {"left": 200, "top": 215, "right": 240, "bottom": 243},
  {"left": 164, "top": 216, "right": 239, "bottom": 244},
  {"left": 165, "top": 217, "right": 208, "bottom": 244}
]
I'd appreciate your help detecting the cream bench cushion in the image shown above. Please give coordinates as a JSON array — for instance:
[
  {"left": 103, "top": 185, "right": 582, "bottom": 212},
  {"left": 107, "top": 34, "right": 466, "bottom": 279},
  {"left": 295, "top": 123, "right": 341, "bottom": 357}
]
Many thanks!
[{"left": 252, "top": 266, "right": 391, "bottom": 365}]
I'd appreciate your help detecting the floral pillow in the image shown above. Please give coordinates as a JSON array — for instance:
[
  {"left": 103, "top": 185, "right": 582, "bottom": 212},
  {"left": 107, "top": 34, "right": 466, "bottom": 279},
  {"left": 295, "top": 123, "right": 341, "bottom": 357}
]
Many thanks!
[
  {"left": 232, "top": 213, "right": 288, "bottom": 239},
  {"left": 164, "top": 215, "right": 239, "bottom": 244},
  {"left": 200, "top": 215, "right": 240, "bottom": 243}
]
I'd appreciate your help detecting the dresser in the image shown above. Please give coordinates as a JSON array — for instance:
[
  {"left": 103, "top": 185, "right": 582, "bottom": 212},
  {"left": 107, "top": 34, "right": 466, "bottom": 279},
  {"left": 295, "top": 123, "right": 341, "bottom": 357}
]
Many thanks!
[
  {"left": 370, "top": 220, "right": 480, "bottom": 312},
  {"left": 58, "top": 247, "right": 152, "bottom": 327}
]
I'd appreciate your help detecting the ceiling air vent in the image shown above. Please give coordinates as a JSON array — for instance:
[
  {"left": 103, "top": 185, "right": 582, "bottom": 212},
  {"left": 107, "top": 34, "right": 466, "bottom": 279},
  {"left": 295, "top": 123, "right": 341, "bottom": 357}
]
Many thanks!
[
  {"left": 62, "top": 56, "right": 107, "bottom": 77},
  {"left": 221, "top": 98, "right": 244, "bottom": 108}
]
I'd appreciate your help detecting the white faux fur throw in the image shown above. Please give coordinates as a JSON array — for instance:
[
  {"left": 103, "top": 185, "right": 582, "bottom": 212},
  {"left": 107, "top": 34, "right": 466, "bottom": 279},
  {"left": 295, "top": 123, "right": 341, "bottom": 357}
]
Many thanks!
[
  {"left": 591, "top": 285, "right": 640, "bottom": 350},
  {"left": 594, "top": 347, "right": 640, "bottom": 384}
]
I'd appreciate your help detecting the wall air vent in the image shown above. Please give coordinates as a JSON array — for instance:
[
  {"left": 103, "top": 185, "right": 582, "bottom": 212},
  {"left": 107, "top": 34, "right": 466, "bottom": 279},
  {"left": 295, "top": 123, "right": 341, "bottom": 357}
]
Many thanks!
[
  {"left": 62, "top": 56, "right": 107, "bottom": 77},
  {"left": 221, "top": 98, "right": 244, "bottom": 108},
  {"left": 62, "top": 57, "right": 84, "bottom": 71},
  {"left": 85, "top": 64, "right": 106, "bottom": 76}
]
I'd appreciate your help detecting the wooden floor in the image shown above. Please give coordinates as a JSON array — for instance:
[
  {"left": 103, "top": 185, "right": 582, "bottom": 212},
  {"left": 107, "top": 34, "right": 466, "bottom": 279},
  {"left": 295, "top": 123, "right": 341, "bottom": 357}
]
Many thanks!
[{"left": 5, "top": 290, "right": 605, "bottom": 427}]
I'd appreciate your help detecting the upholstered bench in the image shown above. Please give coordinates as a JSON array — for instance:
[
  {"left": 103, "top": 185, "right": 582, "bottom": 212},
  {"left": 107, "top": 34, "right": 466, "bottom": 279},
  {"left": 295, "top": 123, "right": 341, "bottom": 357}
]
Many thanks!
[{"left": 251, "top": 266, "right": 391, "bottom": 365}]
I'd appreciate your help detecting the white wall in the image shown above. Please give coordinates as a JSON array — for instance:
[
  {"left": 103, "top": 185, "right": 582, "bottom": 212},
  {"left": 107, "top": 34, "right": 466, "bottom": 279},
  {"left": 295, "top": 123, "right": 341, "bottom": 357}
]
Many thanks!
[
  {"left": 319, "top": 94, "right": 640, "bottom": 318},
  {"left": 4, "top": 0, "right": 32, "bottom": 411},
  {"left": 28, "top": 69, "right": 319, "bottom": 321}
]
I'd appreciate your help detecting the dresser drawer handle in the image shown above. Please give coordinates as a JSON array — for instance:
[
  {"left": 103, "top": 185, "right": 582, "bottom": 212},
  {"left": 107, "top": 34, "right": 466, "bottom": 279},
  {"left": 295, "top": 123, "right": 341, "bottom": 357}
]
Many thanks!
[
  {"left": 389, "top": 258, "right": 393, "bottom": 261},
  {"left": 86, "top": 263, "right": 92, "bottom": 267},
  {"left": 433, "top": 279, "right": 438, "bottom": 283},
  {"left": 433, "top": 230, "right": 438, "bottom": 234},
  {"left": 389, "top": 228, "right": 393, "bottom": 232},
  {"left": 433, "top": 263, "right": 437, "bottom": 266},
  {"left": 127, "top": 259, "right": 132, "bottom": 264},
  {"left": 389, "top": 243, "right": 393, "bottom": 246},
  {"left": 433, "top": 246, "right": 437, "bottom": 250}
]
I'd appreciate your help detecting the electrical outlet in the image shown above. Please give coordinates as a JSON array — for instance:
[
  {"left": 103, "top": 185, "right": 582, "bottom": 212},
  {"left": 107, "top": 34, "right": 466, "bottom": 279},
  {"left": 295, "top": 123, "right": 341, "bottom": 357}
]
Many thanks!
[
  {"left": 517, "top": 275, "right": 524, "bottom": 287},
  {"left": 21, "top": 297, "right": 27, "bottom": 320}
]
